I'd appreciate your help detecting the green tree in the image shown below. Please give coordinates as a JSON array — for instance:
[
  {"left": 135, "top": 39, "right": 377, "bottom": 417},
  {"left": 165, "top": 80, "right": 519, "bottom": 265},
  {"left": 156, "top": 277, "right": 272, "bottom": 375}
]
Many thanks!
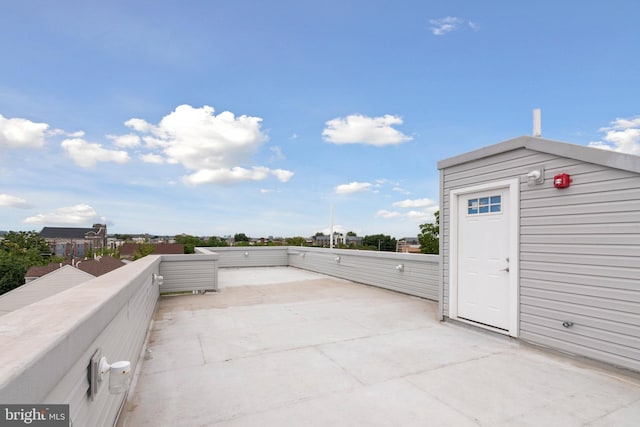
[
  {"left": 173, "top": 234, "right": 228, "bottom": 253},
  {"left": 205, "top": 236, "right": 228, "bottom": 247},
  {"left": 418, "top": 210, "right": 440, "bottom": 254},
  {"left": 0, "top": 230, "right": 51, "bottom": 256},
  {"left": 234, "top": 233, "right": 249, "bottom": 243},
  {"left": 0, "top": 230, "right": 55, "bottom": 295},
  {"left": 0, "top": 251, "right": 29, "bottom": 295},
  {"left": 174, "top": 234, "right": 205, "bottom": 254},
  {"left": 286, "top": 236, "right": 307, "bottom": 246},
  {"left": 361, "top": 234, "right": 397, "bottom": 252},
  {"left": 133, "top": 243, "right": 156, "bottom": 260}
]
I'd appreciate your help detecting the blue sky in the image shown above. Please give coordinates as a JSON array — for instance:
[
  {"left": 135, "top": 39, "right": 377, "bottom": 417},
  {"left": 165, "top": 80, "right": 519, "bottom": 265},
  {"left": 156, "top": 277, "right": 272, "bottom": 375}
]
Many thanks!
[{"left": 1, "top": 1, "right": 639, "bottom": 238}]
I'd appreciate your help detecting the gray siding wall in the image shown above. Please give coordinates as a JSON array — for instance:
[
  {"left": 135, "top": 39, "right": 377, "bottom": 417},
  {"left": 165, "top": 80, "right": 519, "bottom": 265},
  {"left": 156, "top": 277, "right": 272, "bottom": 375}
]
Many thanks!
[
  {"left": 199, "top": 246, "right": 289, "bottom": 267},
  {"left": 441, "top": 147, "right": 640, "bottom": 372},
  {"left": 288, "top": 247, "right": 439, "bottom": 300},
  {"left": 160, "top": 254, "right": 218, "bottom": 293},
  {"left": 0, "top": 255, "right": 162, "bottom": 427}
]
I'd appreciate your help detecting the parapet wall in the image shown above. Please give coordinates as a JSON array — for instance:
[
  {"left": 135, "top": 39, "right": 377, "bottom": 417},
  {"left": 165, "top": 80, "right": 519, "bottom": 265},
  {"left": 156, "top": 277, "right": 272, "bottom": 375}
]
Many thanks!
[
  {"left": 197, "top": 246, "right": 439, "bottom": 300},
  {"left": 0, "top": 253, "right": 219, "bottom": 427}
]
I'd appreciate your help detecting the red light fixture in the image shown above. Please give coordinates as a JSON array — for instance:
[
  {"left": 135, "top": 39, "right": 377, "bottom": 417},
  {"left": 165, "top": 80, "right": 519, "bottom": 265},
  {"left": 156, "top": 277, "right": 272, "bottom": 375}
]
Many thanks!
[{"left": 553, "top": 173, "right": 572, "bottom": 189}]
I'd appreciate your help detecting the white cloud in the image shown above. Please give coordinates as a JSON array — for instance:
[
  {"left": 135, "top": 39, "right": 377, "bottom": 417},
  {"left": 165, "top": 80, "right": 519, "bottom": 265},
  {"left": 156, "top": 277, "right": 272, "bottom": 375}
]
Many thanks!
[
  {"left": 124, "top": 104, "right": 291, "bottom": 185},
  {"left": 61, "top": 138, "right": 131, "bottom": 168},
  {"left": 260, "top": 188, "right": 276, "bottom": 194},
  {"left": 183, "top": 166, "right": 271, "bottom": 185},
  {"left": 48, "top": 129, "right": 85, "bottom": 138},
  {"left": 407, "top": 210, "right": 431, "bottom": 221},
  {"left": 392, "top": 187, "right": 410, "bottom": 195},
  {"left": 271, "top": 169, "right": 294, "bottom": 182},
  {"left": 139, "top": 153, "right": 165, "bottom": 164},
  {"left": 142, "top": 136, "right": 167, "bottom": 148},
  {"left": 269, "top": 146, "right": 285, "bottom": 161},
  {"left": 156, "top": 105, "right": 267, "bottom": 169},
  {"left": 0, "top": 194, "right": 31, "bottom": 208},
  {"left": 107, "top": 133, "right": 141, "bottom": 148},
  {"left": 377, "top": 198, "right": 438, "bottom": 223},
  {"left": 375, "top": 210, "right": 402, "bottom": 219},
  {"left": 429, "top": 16, "right": 477, "bottom": 36},
  {"left": 335, "top": 181, "right": 372, "bottom": 195},
  {"left": 0, "top": 114, "right": 49, "bottom": 149},
  {"left": 392, "top": 198, "right": 436, "bottom": 208},
  {"left": 125, "top": 118, "right": 154, "bottom": 133},
  {"left": 23, "top": 204, "right": 106, "bottom": 226},
  {"left": 588, "top": 116, "right": 640, "bottom": 155},
  {"left": 323, "top": 114, "right": 412, "bottom": 146}
]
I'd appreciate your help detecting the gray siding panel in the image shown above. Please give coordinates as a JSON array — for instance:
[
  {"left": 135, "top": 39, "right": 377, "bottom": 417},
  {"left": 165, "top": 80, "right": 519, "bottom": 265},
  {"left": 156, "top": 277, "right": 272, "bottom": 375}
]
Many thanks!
[
  {"left": 521, "top": 277, "right": 640, "bottom": 302},
  {"left": 159, "top": 254, "right": 218, "bottom": 293},
  {"left": 521, "top": 269, "right": 639, "bottom": 292},
  {"left": 207, "top": 247, "right": 289, "bottom": 267},
  {"left": 288, "top": 248, "right": 439, "bottom": 300},
  {"left": 522, "top": 252, "right": 639, "bottom": 269},
  {"left": 520, "top": 324, "right": 640, "bottom": 372},
  {"left": 521, "top": 242, "right": 640, "bottom": 257},
  {"left": 522, "top": 233, "right": 640, "bottom": 245},
  {"left": 441, "top": 145, "right": 640, "bottom": 372},
  {"left": 521, "top": 198, "right": 640, "bottom": 215}
]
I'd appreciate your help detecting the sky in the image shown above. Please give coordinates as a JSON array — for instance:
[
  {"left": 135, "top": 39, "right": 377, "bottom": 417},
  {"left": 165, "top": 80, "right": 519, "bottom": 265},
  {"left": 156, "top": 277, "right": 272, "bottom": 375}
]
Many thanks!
[{"left": 1, "top": 1, "right": 639, "bottom": 239}]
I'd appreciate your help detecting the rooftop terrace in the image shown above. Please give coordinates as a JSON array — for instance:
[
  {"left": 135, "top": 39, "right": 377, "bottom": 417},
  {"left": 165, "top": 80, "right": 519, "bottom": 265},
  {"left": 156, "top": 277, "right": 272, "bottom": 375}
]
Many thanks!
[
  {"left": 118, "top": 267, "right": 640, "bottom": 426},
  {"left": 1, "top": 248, "right": 639, "bottom": 426}
]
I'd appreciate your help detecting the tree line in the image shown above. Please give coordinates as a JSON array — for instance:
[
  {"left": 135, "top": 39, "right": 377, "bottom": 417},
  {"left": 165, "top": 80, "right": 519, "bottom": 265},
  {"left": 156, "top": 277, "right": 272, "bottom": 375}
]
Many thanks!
[{"left": 0, "top": 231, "right": 61, "bottom": 295}]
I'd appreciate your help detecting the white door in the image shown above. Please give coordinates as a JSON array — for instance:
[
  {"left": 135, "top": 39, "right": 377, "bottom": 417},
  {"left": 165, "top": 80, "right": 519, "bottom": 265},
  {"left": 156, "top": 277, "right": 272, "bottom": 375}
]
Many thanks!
[{"left": 457, "top": 188, "right": 511, "bottom": 330}]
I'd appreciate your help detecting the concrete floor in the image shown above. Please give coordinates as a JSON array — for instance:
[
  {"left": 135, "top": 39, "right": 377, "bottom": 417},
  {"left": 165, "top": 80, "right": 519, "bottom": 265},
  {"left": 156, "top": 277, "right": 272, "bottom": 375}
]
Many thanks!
[{"left": 118, "top": 267, "right": 640, "bottom": 426}]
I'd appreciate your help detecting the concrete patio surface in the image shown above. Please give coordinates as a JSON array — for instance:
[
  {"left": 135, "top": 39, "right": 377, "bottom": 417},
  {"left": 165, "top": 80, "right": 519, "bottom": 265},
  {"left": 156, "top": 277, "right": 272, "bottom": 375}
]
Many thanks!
[{"left": 117, "top": 267, "right": 640, "bottom": 426}]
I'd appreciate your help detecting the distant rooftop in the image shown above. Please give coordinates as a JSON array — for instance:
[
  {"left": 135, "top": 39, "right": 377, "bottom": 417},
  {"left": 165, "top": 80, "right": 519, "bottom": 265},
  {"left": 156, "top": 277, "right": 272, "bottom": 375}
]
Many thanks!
[
  {"left": 25, "top": 256, "right": 125, "bottom": 279},
  {"left": 39, "top": 224, "right": 105, "bottom": 239},
  {"left": 119, "top": 242, "right": 184, "bottom": 257},
  {"left": 0, "top": 265, "right": 95, "bottom": 316}
]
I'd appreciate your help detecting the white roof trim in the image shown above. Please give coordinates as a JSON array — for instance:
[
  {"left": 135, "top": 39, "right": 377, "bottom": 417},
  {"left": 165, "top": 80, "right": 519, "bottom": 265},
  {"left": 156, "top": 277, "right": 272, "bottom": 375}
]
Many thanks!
[{"left": 437, "top": 135, "right": 640, "bottom": 174}]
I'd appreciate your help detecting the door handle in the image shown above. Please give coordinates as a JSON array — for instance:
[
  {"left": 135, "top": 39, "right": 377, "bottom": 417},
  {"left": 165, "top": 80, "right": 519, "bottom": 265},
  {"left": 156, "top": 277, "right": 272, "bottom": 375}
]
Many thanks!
[{"left": 501, "top": 267, "right": 510, "bottom": 272}]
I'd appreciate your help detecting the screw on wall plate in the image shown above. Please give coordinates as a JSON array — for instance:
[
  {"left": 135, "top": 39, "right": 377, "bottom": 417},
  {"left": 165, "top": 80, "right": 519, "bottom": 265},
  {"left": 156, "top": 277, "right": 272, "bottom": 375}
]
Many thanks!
[{"left": 562, "top": 321, "right": 574, "bottom": 328}]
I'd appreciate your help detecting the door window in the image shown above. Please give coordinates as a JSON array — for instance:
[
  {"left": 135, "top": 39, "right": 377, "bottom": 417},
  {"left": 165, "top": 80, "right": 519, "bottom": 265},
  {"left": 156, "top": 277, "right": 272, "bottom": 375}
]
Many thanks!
[{"left": 467, "top": 195, "right": 501, "bottom": 215}]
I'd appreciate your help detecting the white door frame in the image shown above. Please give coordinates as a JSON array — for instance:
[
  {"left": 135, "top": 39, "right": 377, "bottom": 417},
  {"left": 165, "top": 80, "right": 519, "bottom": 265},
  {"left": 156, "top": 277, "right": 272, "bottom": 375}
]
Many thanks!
[{"left": 448, "top": 179, "right": 519, "bottom": 337}]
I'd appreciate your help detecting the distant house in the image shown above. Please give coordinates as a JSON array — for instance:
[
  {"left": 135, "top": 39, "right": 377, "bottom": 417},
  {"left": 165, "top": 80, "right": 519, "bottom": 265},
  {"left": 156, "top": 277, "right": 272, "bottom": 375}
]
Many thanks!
[
  {"left": 24, "top": 256, "right": 125, "bottom": 283},
  {"left": 397, "top": 237, "right": 421, "bottom": 253},
  {"left": 39, "top": 224, "right": 108, "bottom": 257},
  {"left": 312, "top": 234, "right": 362, "bottom": 247},
  {"left": 119, "top": 243, "right": 184, "bottom": 260},
  {"left": 24, "top": 263, "right": 67, "bottom": 283},
  {"left": 1, "top": 266, "right": 95, "bottom": 316},
  {"left": 74, "top": 256, "right": 126, "bottom": 277}
]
